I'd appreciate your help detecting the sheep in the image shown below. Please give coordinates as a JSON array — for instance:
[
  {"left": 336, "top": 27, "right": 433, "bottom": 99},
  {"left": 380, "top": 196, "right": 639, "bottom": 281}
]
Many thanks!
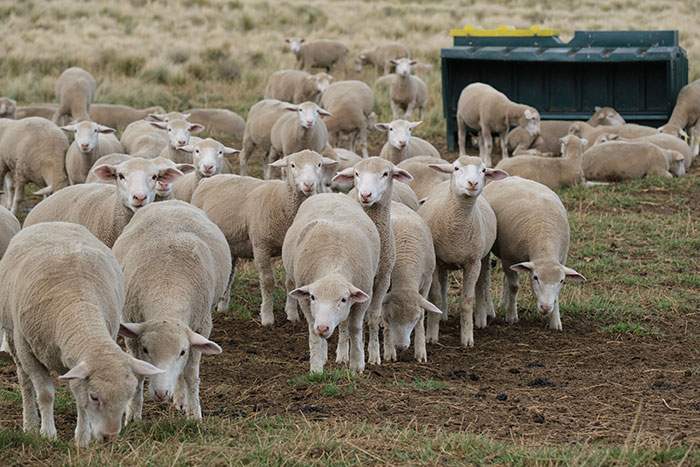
[
  {"left": 285, "top": 38, "right": 348, "bottom": 77},
  {"left": 659, "top": 79, "right": 700, "bottom": 157},
  {"left": 376, "top": 119, "right": 440, "bottom": 165},
  {"left": 191, "top": 150, "right": 337, "bottom": 319},
  {"left": 355, "top": 42, "right": 410, "bottom": 74},
  {"left": 0, "top": 204, "right": 20, "bottom": 352},
  {"left": 15, "top": 103, "right": 59, "bottom": 120},
  {"left": 494, "top": 135, "right": 588, "bottom": 191},
  {"left": 238, "top": 99, "right": 291, "bottom": 176},
  {"left": 173, "top": 138, "right": 239, "bottom": 202},
  {"left": 149, "top": 118, "right": 206, "bottom": 164},
  {"left": 483, "top": 176, "right": 586, "bottom": 330},
  {"left": 457, "top": 82, "right": 541, "bottom": 167},
  {"left": 183, "top": 108, "right": 246, "bottom": 138},
  {"left": 23, "top": 157, "right": 184, "bottom": 247},
  {"left": 113, "top": 201, "right": 229, "bottom": 421},
  {"left": 61, "top": 121, "right": 125, "bottom": 184},
  {"left": 0, "top": 97, "right": 17, "bottom": 119},
  {"left": 332, "top": 157, "right": 413, "bottom": 365},
  {"left": 568, "top": 121, "right": 658, "bottom": 149},
  {"left": 417, "top": 156, "right": 508, "bottom": 347},
  {"left": 396, "top": 156, "right": 450, "bottom": 200},
  {"left": 52, "top": 67, "right": 96, "bottom": 125},
  {"left": 282, "top": 193, "right": 378, "bottom": 374},
  {"left": 582, "top": 140, "right": 686, "bottom": 181},
  {"left": 0, "top": 221, "right": 163, "bottom": 446},
  {"left": 594, "top": 132, "right": 694, "bottom": 170},
  {"left": 389, "top": 58, "right": 427, "bottom": 120},
  {"left": 264, "top": 70, "right": 333, "bottom": 104},
  {"left": 268, "top": 101, "right": 330, "bottom": 179},
  {"left": 0, "top": 117, "right": 70, "bottom": 214},
  {"left": 382, "top": 202, "right": 440, "bottom": 362},
  {"left": 89, "top": 104, "right": 166, "bottom": 132},
  {"left": 319, "top": 80, "right": 374, "bottom": 157},
  {"left": 349, "top": 181, "right": 418, "bottom": 211},
  {"left": 121, "top": 120, "right": 171, "bottom": 158}
]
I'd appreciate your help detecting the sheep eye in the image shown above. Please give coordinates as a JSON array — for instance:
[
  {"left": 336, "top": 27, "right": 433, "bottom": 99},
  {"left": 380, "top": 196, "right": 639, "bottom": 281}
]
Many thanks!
[
  {"left": 482, "top": 168, "right": 486, "bottom": 173},
  {"left": 317, "top": 163, "right": 321, "bottom": 167},
  {"left": 90, "top": 393, "right": 99, "bottom": 403},
  {"left": 291, "top": 163, "right": 296, "bottom": 169},
  {"left": 168, "top": 128, "right": 172, "bottom": 132},
  {"left": 341, "top": 297, "right": 347, "bottom": 303},
  {"left": 382, "top": 172, "right": 389, "bottom": 177},
  {"left": 454, "top": 167, "right": 459, "bottom": 171},
  {"left": 560, "top": 279, "right": 564, "bottom": 284},
  {"left": 389, "top": 128, "right": 393, "bottom": 132},
  {"left": 118, "top": 173, "right": 125, "bottom": 180},
  {"left": 142, "top": 347, "right": 149, "bottom": 355},
  {"left": 310, "top": 295, "right": 315, "bottom": 301},
  {"left": 196, "top": 149, "right": 200, "bottom": 153},
  {"left": 179, "top": 350, "right": 186, "bottom": 357},
  {"left": 533, "top": 276, "right": 539, "bottom": 282},
  {"left": 152, "top": 175, "right": 157, "bottom": 180}
]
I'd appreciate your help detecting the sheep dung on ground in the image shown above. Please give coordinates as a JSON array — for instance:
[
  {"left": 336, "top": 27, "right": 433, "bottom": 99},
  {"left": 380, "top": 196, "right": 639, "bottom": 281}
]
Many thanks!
[
  {"left": 121, "top": 120, "right": 171, "bottom": 159},
  {"left": 582, "top": 140, "right": 686, "bottom": 181},
  {"left": 376, "top": 120, "right": 440, "bottom": 165},
  {"left": 0, "top": 98, "right": 17, "bottom": 119},
  {"left": 173, "top": 138, "right": 239, "bottom": 202},
  {"left": 264, "top": 70, "right": 333, "bottom": 104},
  {"left": 238, "top": 99, "right": 291, "bottom": 176},
  {"left": 389, "top": 58, "right": 427, "bottom": 121},
  {"left": 285, "top": 38, "right": 348, "bottom": 77},
  {"left": 89, "top": 104, "right": 166, "bottom": 132},
  {"left": 319, "top": 80, "right": 374, "bottom": 157},
  {"left": 659, "top": 79, "right": 700, "bottom": 157},
  {"left": 61, "top": 121, "right": 125, "bottom": 184},
  {"left": 396, "top": 155, "right": 450, "bottom": 201},
  {"left": 52, "top": 67, "right": 96, "bottom": 126},
  {"left": 355, "top": 42, "right": 410, "bottom": 74}
]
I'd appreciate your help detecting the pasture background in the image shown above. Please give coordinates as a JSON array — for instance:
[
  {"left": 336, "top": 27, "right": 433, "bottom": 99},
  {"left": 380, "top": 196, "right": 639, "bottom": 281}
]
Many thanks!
[{"left": 1, "top": 0, "right": 700, "bottom": 464}]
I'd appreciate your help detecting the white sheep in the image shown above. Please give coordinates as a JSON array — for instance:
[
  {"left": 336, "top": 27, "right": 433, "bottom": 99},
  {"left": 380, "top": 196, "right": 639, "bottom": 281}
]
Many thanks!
[
  {"left": 417, "top": 156, "right": 508, "bottom": 347},
  {"left": 52, "top": 67, "right": 96, "bottom": 125},
  {"left": 113, "top": 200, "right": 230, "bottom": 421},
  {"left": 61, "top": 121, "right": 125, "bottom": 184},
  {"left": 23, "top": 157, "right": 184, "bottom": 247},
  {"left": 238, "top": 99, "right": 291, "bottom": 176},
  {"left": 0, "top": 222, "right": 163, "bottom": 446},
  {"left": 376, "top": 120, "right": 440, "bottom": 165},
  {"left": 457, "top": 82, "right": 540, "bottom": 167},
  {"left": 568, "top": 121, "right": 658, "bottom": 149},
  {"left": 183, "top": 108, "right": 246, "bottom": 139},
  {"left": 396, "top": 155, "right": 450, "bottom": 200},
  {"left": 149, "top": 118, "right": 206, "bottom": 164},
  {"left": 389, "top": 58, "right": 427, "bottom": 120},
  {"left": 191, "top": 150, "right": 336, "bottom": 318},
  {"left": 582, "top": 140, "right": 686, "bottom": 181},
  {"left": 332, "top": 157, "right": 413, "bottom": 365},
  {"left": 173, "top": 138, "right": 239, "bottom": 202},
  {"left": 659, "top": 79, "right": 700, "bottom": 157},
  {"left": 349, "top": 181, "right": 418, "bottom": 211},
  {"left": 319, "top": 80, "right": 374, "bottom": 157},
  {"left": 355, "top": 42, "right": 410, "bottom": 74},
  {"left": 89, "top": 104, "right": 166, "bottom": 132},
  {"left": 121, "top": 120, "right": 171, "bottom": 158},
  {"left": 285, "top": 38, "right": 348, "bottom": 77},
  {"left": 0, "top": 97, "right": 17, "bottom": 119},
  {"left": 483, "top": 176, "right": 586, "bottom": 329},
  {"left": 282, "top": 193, "right": 378, "bottom": 374},
  {"left": 0, "top": 117, "right": 70, "bottom": 214},
  {"left": 495, "top": 135, "right": 588, "bottom": 191},
  {"left": 264, "top": 70, "right": 333, "bottom": 104},
  {"left": 593, "top": 133, "right": 694, "bottom": 170}
]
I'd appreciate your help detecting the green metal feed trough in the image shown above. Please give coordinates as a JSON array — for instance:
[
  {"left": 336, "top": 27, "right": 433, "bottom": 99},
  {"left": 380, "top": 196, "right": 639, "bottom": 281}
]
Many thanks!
[{"left": 441, "top": 26, "right": 689, "bottom": 151}]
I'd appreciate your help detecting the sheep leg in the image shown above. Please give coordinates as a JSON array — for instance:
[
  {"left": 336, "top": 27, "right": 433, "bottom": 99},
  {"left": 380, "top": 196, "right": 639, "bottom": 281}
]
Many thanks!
[
  {"left": 183, "top": 351, "right": 202, "bottom": 420},
  {"left": 390, "top": 100, "right": 402, "bottom": 121},
  {"left": 124, "top": 337, "right": 144, "bottom": 423},
  {"left": 382, "top": 324, "right": 396, "bottom": 362},
  {"left": 691, "top": 121, "right": 700, "bottom": 157},
  {"left": 301, "top": 301, "right": 326, "bottom": 373},
  {"left": 459, "top": 260, "right": 480, "bottom": 347},
  {"left": 15, "top": 338, "right": 56, "bottom": 439},
  {"left": 0, "top": 167, "right": 11, "bottom": 208},
  {"left": 10, "top": 175, "right": 25, "bottom": 216},
  {"left": 474, "top": 255, "right": 492, "bottom": 329},
  {"left": 479, "top": 128, "right": 494, "bottom": 167},
  {"left": 417, "top": 105, "right": 424, "bottom": 121},
  {"left": 404, "top": 101, "right": 415, "bottom": 120},
  {"left": 426, "top": 266, "right": 445, "bottom": 343},
  {"left": 265, "top": 146, "right": 280, "bottom": 180},
  {"left": 549, "top": 298, "right": 563, "bottom": 331},
  {"left": 457, "top": 114, "right": 468, "bottom": 156},
  {"left": 367, "top": 265, "right": 391, "bottom": 366},
  {"left": 359, "top": 125, "right": 369, "bottom": 158},
  {"left": 217, "top": 257, "right": 237, "bottom": 312},
  {"left": 414, "top": 310, "right": 427, "bottom": 362},
  {"left": 16, "top": 362, "right": 39, "bottom": 433},
  {"left": 348, "top": 305, "right": 366, "bottom": 374},
  {"left": 284, "top": 275, "right": 299, "bottom": 322},
  {"left": 500, "top": 264, "right": 520, "bottom": 324},
  {"left": 253, "top": 247, "right": 276, "bottom": 327},
  {"left": 499, "top": 130, "right": 509, "bottom": 160},
  {"left": 72, "top": 380, "right": 91, "bottom": 447},
  {"left": 239, "top": 136, "right": 256, "bottom": 176},
  {"left": 335, "top": 320, "right": 349, "bottom": 363}
]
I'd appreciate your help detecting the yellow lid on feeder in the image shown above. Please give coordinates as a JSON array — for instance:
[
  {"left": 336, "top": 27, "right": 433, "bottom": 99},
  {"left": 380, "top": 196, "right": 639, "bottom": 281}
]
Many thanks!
[{"left": 450, "top": 25, "right": 560, "bottom": 37}]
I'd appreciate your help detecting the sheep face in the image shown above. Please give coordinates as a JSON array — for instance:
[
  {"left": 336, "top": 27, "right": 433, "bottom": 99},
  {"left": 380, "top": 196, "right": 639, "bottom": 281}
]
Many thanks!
[
  {"left": 376, "top": 119, "right": 421, "bottom": 150},
  {"left": 286, "top": 102, "right": 331, "bottom": 129},
  {"left": 180, "top": 139, "right": 239, "bottom": 177},
  {"left": 150, "top": 119, "right": 204, "bottom": 148},
  {"left": 519, "top": 108, "right": 541, "bottom": 136},
  {"left": 429, "top": 156, "right": 508, "bottom": 197},
  {"left": 383, "top": 291, "right": 440, "bottom": 354},
  {"left": 337, "top": 157, "right": 413, "bottom": 207},
  {"left": 667, "top": 150, "right": 686, "bottom": 176},
  {"left": 392, "top": 58, "right": 417, "bottom": 77},
  {"left": 0, "top": 97, "right": 17, "bottom": 119},
  {"left": 354, "top": 54, "right": 368, "bottom": 72},
  {"left": 270, "top": 150, "right": 337, "bottom": 196},
  {"left": 290, "top": 276, "right": 369, "bottom": 339},
  {"left": 559, "top": 135, "right": 586, "bottom": 155},
  {"left": 510, "top": 260, "right": 586, "bottom": 316},
  {"left": 592, "top": 106, "right": 625, "bottom": 126},
  {"left": 151, "top": 157, "right": 194, "bottom": 198},
  {"left": 62, "top": 121, "right": 115, "bottom": 153},
  {"left": 312, "top": 73, "right": 333, "bottom": 93},
  {"left": 285, "top": 37, "right": 305, "bottom": 53}
]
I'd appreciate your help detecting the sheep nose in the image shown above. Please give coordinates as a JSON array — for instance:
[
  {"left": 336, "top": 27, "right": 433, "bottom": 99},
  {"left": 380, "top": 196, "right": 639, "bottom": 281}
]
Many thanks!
[
  {"left": 177, "top": 140, "right": 186, "bottom": 146},
  {"left": 303, "top": 182, "right": 315, "bottom": 191},
  {"left": 154, "top": 389, "right": 170, "bottom": 401},
  {"left": 467, "top": 181, "right": 478, "bottom": 189},
  {"left": 80, "top": 143, "right": 89, "bottom": 150},
  {"left": 133, "top": 193, "right": 147, "bottom": 202},
  {"left": 316, "top": 325, "right": 329, "bottom": 337},
  {"left": 157, "top": 182, "right": 169, "bottom": 189},
  {"left": 398, "top": 140, "right": 406, "bottom": 148},
  {"left": 360, "top": 192, "right": 372, "bottom": 202},
  {"left": 395, "top": 343, "right": 408, "bottom": 351},
  {"left": 305, "top": 120, "right": 314, "bottom": 126},
  {"left": 539, "top": 305, "right": 552, "bottom": 315},
  {"left": 203, "top": 164, "right": 213, "bottom": 173}
]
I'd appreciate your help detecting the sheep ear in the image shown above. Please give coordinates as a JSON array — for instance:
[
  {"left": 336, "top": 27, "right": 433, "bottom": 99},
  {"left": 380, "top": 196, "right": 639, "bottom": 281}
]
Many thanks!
[
  {"left": 389, "top": 59, "right": 398, "bottom": 65},
  {"left": 580, "top": 138, "right": 589, "bottom": 146},
  {"left": 419, "top": 296, "right": 442, "bottom": 314},
  {"left": 177, "top": 145, "right": 196, "bottom": 153},
  {"left": 594, "top": 106, "right": 602, "bottom": 112},
  {"left": 299, "top": 39, "right": 305, "bottom": 44},
  {"left": 409, "top": 60, "right": 418, "bottom": 66},
  {"left": 187, "top": 329, "right": 222, "bottom": 355},
  {"left": 374, "top": 123, "right": 390, "bottom": 132},
  {"left": 284, "top": 104, "right": 299, "bottom": 112},
  {"left": 268, "top": 157, "right": 288, "bottom": 168},
  {"left": 93, "top": 164, "right": 117, "bottom": 181},
  {"left": 349, "top": 286, "right": 370, "bottom": 303},
  {"left": 331, "top": 167, "right": 355, "bottom": 184},
  {"left": 149, "top": 121, "right": 168, "bottom": 130},
  {"left": 679, "top": 128, "right": 689, "bottom": 138},
  {"left": 223, "top": 146, "right": 240, "bottom": 154},
  {"left": 118, "top": 323, "right": 145, "bottom": 338},
  {"left": 131, "top": 358, "right": 165, "bottom": 377},
  {"left": 321, "top": 157, "right": 338, "bottom": 167},
  {"left": 189, "top": 123, "right": 205, "bottom": 134},
  {"left": 510, "top": 262, "right": 534, "bottom": 273},
  {"left": 523, "top": 109, "right": 534, "bottom": 119},
  {"left": 674, "top": 152, "right": 685, "bottom": 162},
  {"left": 157, "top": 167, "right": 184, "bottom": 183},
  {"left": 285, "top": 38, "right": 291, "bottom": 43},
  {"left": 34, "top": 186, "right": 53, "bottom": 196},
  {"left": 289, "top": 286, "right": 311, "bottom": 300},
  {"left": 60, "top": 124, "right": 77, "bottom": 133},
  {"left": 180, "top": 113, "right": 191, "bottom": 120},
  {"left": 176, "top": 163, "right": 196, "bottom": 174},
  {"left": 58, "top": 361, "right": 90, "bottom": 381},
  {"left": 96, "top": 124, "right": 116, "bottom": 134},
  {"left": 317, "top": 108, "right": 332, "bottom": 117},
  {"left": 563, "top": 266, "right": 586, "bottom": 282},
  {"left": 559, "top": 137, "right": 568, "bottom": 145},
  {"left": 417, "top": 197, "right": 428, "bottom": 206},
  {"left": 428, "top": 163, "right": 454, "bottom": 174},
  {"left": 146, "top": 113, "right": 166, "bottom": 122},
  {"left": 392, "top": 167, "right": 413, "bottom": 183},
  {"left": 408, "top": 120, "right": 422, "bottom": 130},
  {"left": 485, "top": 168, "right": 508, "bottom": 180}
]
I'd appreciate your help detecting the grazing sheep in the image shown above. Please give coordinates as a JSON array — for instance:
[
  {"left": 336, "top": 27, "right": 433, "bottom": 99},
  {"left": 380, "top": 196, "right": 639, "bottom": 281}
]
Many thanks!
[
  {"left": 62, "top": 121, "right": 124, "bottom": 184},
  {"left": 333, "top": 157, "right": 413, "bottom": 365},
  {"left": 113, "top": 201, "right": 229, "bottom": 421},
  {"left": 396, "top": 156, "right": 450, "bottom": 200},
  {"left": 52, "top": 67, "right": 96, "bottom": 125},
  {"left": 659, "top": 79, "right": 700, "bottom": 157},
  {"left": 355, "top": 43, "right": 410, "bottom": 74},
  {"left": 173, "top": 138, "right": 239, "bottom": 202},
  {"left": 389, "top": 58, "right": 427, "bottom": 120},
  {"left": 121, "top": 120, "right": 171, "bottom": 158},
  {"left": 594, "top": 132, "right": 694, "bottom": 170},
  {"left": 320, "top": 80, "right": 374, "bottom": 157},
  {"left": 0, "top": 98, "right": 17, "bottom": 119},
  {"left": 568, "top": 122, "right": 658, "bottom": 149},
  {"left": 89, "top": 104, "right": 166, "bottom": 132},
  {"left": 418, "top": 156, "right": 508, "bottom": 347},
  {"left": 238, "top": 99, "right": 290, "bottom": 176},
  {"left": 264, "top": 70, "right": 333, "bottom": 104},
  {"left": 457, "top": 82, "right": 540, "bottom": 167},
  {"left": 191, "top": 150, "right": 336, "bottom": 319},
  {"left": 285, "top": 38, "right": 348, "bottom": 77},
  {"left": 0, "top": 117, "right": 70, "bottom": 214},
  {"left": 283, "top": 193, "right": 378, "bottom": 374},
  {"left": 376, "top": 120, "right": 440, "bottom": 165},
  {"left": 183, "top": 108, "right": 246, "bottom": 138},
  {"left": 15, "top": 103, "right": 59, "bottom": 120},
  {"left": 495, "top": 135, "right": 588, "bottom": 191},
  {"left": 150, "top": 118, "right": 205, "bottom": 164},
  {"left": 382, "top": 202, "right": 440, "bottom": 362},
  {"left": 23, "top": 157, "right": 184, "bottom": 247},
  {"left": 582, "top": 141, "right": 686, "bottom": 181},
  {"left": 484, "top": 176, "right": 586, "bottom": 329},
  {"left": 0, "top": 222, "right": 163, "bottom": 446}
]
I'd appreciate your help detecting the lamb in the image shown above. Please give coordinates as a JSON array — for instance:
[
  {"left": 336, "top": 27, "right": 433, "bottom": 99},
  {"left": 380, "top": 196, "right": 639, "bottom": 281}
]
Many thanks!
[
  {"left": 268, "top": 101, "right": 330, "bottom": 179},
  {"left": 355, "top": 42, "right": 410, "bottom": 74},
  {"left": 495, "top": 135, "right": 588, "bottom": 191},
  {"left": 0, "top": 98, "right": 17, "bottom": 119},
  {"left": 191, "top": 150, "right": 336, "bottom": 319},
  {"left": 483, "top": 176, "right": 586, "bottom": 330},
  {"left": 382, "top": 202, "right": 441, "bottom": 362},
  {"left": 238, "top": 99, "right": 291, "bottom": 176},
  {"left": 121, "top": 120, "right": 171, "bottom": 158},
  {"left": 319, "top": 80, "right": 374, "bottom": 157},
  {"left": 457, "top": 82, "right": 540, "bottom": 167},
  {"left": 61, "top": 121, "right": 125, "bottom": 184},
  {"left": 89, "top": 104, "right": 166, "bottom": 132},
  {"left": 285, "top": 38, "right": 348, "bottom": 77},
  {"left": 568, "top": 121, "right": 658, "bottom": 149},
  {"left": 0, "top": 222, "right": 163, "bottom": 446},
  {"left": 0, "top": 117, "right": 70, "bottom": 214},
  {"left": 417, "top": 156, "right": 508, "bottom": 347},
  {"left": 332, "top": 157, "right": 413, "bottom": 365},
  {"left": 23, "top": 157, "right": 184, "bottom": 247},
  {"left": 264, "top": 70, "right": 333, "bottom": 104},
  {"left": 113, "top": 201, "right": 229, "bottom": 421},
  {"left": 396, "top": 156, "right": 450, "bottom": 200},
  {"left": 15, "top": 103, "right": 58, "bottom": 120},
  {"left": 183, "top": 108, "right": 246, "bottom": 138},
  {"left": 150, "top": 118, "right": 205, "bottom": 164},
  {"left": 582, "top": 140, "right": 686, "bottom": 181},
  {"left": 389, "top": 58, "right": 428, "bottom": 120},
  {"left": 376, "top": 120, "right": 440, "bottom": 165},
  {"left": 593, "top": 133, "right": 693, "bottom": 169},
  {"left": 659, "top": 79, "right": 700, "bottom": 157},
  {"left": 173, "top": 138, "right": 239, "bottom": 202},
  {"left": 52, "top": 67, "right": 97, "bottom": 125},
  {"left": 282, "top": 193, "right": 378, "bottom": 374}
]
